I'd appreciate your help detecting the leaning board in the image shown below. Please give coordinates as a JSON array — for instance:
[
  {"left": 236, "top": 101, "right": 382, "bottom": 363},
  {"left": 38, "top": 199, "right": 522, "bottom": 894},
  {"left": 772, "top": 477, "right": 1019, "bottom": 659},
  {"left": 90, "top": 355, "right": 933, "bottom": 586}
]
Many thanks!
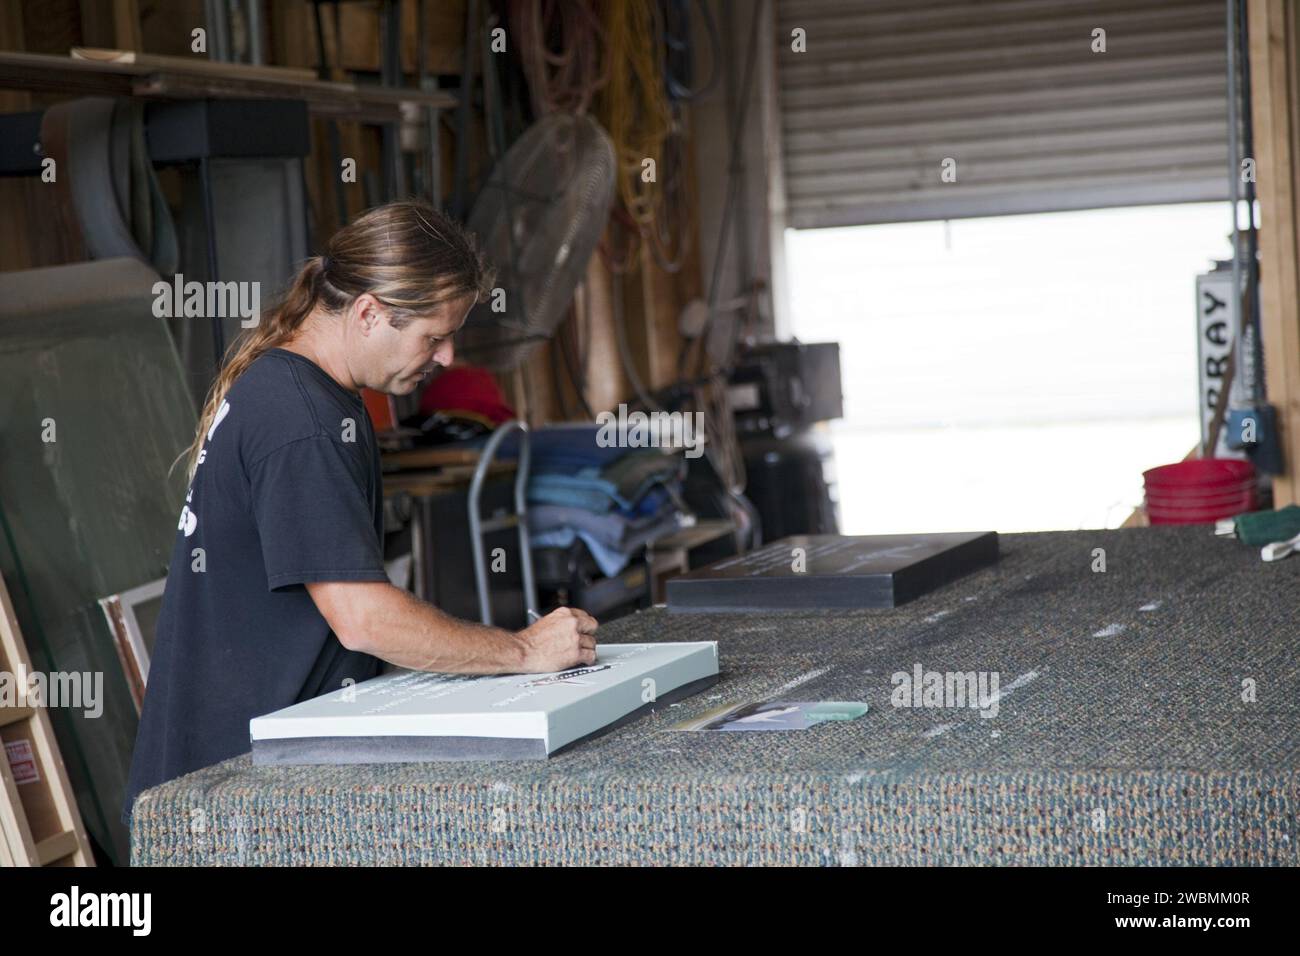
[{"left": 250, "top": 642, "right": 719, "bottom": 764}]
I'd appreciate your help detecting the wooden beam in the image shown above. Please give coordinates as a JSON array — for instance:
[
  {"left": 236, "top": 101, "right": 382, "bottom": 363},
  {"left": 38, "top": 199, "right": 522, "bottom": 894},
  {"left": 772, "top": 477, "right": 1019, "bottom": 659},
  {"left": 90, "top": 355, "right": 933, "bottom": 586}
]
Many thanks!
[
  {"left": 71, "top": 46, "right": 317, "bottom": 81},
  {"left": 583, "top": 253, "right": 625, "bottom": 413},
  {"left": 1249, "top": 0, "right": 1300, "bottom": 505}
]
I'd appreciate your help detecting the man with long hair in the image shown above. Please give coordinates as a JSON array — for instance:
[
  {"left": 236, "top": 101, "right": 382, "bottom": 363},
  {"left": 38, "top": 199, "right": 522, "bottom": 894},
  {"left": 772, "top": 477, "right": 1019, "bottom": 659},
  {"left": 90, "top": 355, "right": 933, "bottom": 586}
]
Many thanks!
[{"left": 123, "top": 202, "right": 597, "bottom": 826}]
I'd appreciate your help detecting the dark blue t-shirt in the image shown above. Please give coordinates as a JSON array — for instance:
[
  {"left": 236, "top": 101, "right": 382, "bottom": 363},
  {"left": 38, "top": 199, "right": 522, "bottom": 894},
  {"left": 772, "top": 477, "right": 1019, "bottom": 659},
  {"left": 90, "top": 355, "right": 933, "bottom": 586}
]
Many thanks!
[{"left": 123, "top": 348, "right": 388, "bottom": 825}]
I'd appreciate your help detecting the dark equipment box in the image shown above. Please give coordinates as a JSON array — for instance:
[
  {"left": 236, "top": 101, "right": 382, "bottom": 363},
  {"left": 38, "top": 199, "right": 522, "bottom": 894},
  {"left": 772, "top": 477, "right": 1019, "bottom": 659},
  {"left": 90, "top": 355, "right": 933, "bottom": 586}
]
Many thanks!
[{"left": 728, "top": 341, "right": 843, "bottom": 435}]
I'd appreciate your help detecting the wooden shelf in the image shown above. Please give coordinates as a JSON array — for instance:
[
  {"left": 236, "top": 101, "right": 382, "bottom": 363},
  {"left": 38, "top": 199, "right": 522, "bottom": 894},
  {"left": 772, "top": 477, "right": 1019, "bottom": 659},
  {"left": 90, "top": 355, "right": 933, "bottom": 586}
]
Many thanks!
[
  {"left": 383, "top": 462, "right": 516, "bottom": 497},
  {"left": 383, "top": 447, "right": 488, "bottom": 472},
  {"left": 0, "top": 51, "right": 455, "bottom": 123}
]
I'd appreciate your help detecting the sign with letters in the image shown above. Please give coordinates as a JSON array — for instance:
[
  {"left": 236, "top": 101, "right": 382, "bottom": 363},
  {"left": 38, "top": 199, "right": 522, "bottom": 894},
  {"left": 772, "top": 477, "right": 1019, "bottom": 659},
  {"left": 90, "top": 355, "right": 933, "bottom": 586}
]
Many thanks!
[{"left": 1195, "top": 268, "right": 1247, "bottom": 460}]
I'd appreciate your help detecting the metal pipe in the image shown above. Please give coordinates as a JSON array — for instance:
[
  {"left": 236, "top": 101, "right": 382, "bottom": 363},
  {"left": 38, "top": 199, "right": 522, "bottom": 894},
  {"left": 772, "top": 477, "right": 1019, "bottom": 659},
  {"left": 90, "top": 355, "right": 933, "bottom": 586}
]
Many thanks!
[
  {"left": 513, "top": 426, "right": 537, "bottom": 621},
  {"left": 1236, "top": 0, "right": 1265, "bottom": 402},
  {"left": 198, "top": 158, "right": 225, "bottom": 368},
  {"left": 311, "top": 2, "right": 349, "bottom": 227},
  {"left": 1225, "top": 0, "right": 1251, "bottom": 398},
  {"left": 694, "top": 0, "right": 766, "bottom": 377},
  {"left": 379, "top": 0, "right": 406, "bottom": 199},
  {"left": 468, "top": 420, "right": 537, "bottom": 626},
  {"left": 204, "top": 0, "right": 232, "bottom": 62},
  {"left": 450, "top": 0, "right": 479, "bottom": 219},
  {"left": 246, "top": 0, "right": 265, "bottom": 64}
]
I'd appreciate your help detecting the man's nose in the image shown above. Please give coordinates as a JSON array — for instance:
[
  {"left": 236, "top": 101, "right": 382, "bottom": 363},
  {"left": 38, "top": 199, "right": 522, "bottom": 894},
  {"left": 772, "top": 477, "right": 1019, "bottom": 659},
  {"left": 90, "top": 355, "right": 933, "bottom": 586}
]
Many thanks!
[{"left": 434, "top": 339, "right": 455, "bottom": 366}]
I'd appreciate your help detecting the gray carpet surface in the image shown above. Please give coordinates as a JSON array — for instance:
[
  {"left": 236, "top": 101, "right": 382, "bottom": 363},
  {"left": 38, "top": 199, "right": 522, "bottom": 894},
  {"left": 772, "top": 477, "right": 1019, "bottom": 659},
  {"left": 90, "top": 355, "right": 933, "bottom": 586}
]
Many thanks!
[{"left": 130, "top": 526, "right": 1300, "bottom": 865}]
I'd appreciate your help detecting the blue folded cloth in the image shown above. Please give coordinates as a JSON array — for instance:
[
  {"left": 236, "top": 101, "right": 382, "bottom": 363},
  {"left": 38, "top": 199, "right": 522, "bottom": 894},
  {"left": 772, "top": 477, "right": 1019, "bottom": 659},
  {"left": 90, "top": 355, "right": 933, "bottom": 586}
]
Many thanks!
[
  {"left": 530, "top": 510, "right": 684, "bottom": 577},
  {"left": 454, "top": 422, "right": 625, "bottom": 470},
  {"left": 527, "top": 471, "right": 621, "bottom": 512},
  {"left": 530, "top": 423, "right": 627, "bottom": 472},
  {"left": 528, "top": 502, "right": 669, "bottom": 549},
  {"left": 530, "top": 528, "right": 627, "bottom": 576}
]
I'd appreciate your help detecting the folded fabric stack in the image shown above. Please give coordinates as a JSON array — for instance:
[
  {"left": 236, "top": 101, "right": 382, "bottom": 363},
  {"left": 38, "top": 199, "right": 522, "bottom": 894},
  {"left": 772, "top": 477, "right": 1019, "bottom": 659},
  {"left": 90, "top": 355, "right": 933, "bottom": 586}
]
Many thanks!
[{"left": 526, "top": 424, "right": 688, "bottom": 577}]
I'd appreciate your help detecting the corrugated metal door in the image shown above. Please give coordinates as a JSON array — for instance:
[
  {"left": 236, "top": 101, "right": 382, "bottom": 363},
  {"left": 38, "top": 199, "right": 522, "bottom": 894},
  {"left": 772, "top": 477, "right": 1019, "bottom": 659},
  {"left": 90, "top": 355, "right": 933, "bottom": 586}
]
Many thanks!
[{"left": 776, "top": 0, "right": 1229, "bottom": 228}]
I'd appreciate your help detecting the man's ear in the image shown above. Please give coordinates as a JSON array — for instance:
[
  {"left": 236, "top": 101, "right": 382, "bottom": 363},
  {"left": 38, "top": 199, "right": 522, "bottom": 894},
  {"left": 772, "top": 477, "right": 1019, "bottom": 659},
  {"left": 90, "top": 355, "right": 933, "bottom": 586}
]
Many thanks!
[{"left": 352, "top": 293, "right": 383, "bottom": 336}]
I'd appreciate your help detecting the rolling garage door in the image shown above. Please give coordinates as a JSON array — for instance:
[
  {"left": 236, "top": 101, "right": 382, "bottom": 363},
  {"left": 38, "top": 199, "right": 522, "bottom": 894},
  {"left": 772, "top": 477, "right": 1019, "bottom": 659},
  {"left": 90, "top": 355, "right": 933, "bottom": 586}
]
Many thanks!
[{"left": 776, "top": 0, "right": 1230, "bottom": 228}]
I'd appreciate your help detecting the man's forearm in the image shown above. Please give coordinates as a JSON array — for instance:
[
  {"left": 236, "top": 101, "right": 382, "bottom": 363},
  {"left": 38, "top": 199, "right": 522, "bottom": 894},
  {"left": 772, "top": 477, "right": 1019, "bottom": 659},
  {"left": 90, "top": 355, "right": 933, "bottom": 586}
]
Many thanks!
[
  {"left": 307, "top": 579, "right": 598, "bottom": 676},
  {"left": 336, "top": 582, "right": 524, "bottom": 674}
]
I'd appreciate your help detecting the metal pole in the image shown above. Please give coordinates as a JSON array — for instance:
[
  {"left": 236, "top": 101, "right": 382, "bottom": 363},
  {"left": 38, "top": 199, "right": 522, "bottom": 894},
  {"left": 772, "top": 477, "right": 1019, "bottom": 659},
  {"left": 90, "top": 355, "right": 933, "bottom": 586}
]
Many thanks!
[
  {"left": 450, "top": 0, "right": 479, "bottom": 219},
  {"left": 417, "top": 0, "right": 442, "bottom": 207},
  {"left": 246, "top": 0, "right": 265, "bottom": 64},
  {"left": 513, "top": 425, "right": 537, "bottom": 620},
  {"left": 468, "top": 420, "right": 537, "bottom": 626},
  {"left": 1225, "top": 0, "right": 1251, "bottom": 399},
  {"left": 198, "top": 158, "right": 225, "bottom": 368},
  {"left": 1236, "top": 0, "right": 1265, "bottom": 402},
  {"left": 204, "top": 0, "right": 232, "bottom": 62},
  {"left": 379, "top": 0, "right": 406, "bottom": 200},
  {"left": 313, "top": 1, "right": 350, "bottom": 227}
]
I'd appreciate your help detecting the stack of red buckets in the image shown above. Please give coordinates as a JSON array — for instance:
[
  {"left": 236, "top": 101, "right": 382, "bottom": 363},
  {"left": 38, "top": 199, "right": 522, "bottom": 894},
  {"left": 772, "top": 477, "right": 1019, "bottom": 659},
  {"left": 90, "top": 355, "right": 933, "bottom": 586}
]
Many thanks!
[{"left": 1142, "top": 458, "right": 1257, "bottom": 525}]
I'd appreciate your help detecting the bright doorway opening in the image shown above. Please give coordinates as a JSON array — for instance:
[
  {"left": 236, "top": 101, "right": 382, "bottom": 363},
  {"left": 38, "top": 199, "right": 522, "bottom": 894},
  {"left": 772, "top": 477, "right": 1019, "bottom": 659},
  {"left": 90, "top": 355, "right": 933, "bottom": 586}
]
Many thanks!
[{"left": 785, "top": 203, "right": 1233, "bottom": 533}]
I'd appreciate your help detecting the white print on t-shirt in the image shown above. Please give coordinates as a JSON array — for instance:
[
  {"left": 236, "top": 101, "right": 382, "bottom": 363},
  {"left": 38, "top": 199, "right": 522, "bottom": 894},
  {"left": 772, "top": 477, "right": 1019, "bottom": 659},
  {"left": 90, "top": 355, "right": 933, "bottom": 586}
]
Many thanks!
[
  {"left": 207, "top": 399, "right": 231, "bottom": 440},
  {"left": 178, "top": 400, "right": 230, "bottom": 538}
]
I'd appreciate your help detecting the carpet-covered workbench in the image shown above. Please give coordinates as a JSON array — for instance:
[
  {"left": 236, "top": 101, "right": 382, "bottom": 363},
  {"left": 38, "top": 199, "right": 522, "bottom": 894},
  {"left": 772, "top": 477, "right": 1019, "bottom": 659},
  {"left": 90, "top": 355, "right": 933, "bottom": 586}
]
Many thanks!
[{"left": 130, "top": 526, "right": 1300, "bottom": 865}]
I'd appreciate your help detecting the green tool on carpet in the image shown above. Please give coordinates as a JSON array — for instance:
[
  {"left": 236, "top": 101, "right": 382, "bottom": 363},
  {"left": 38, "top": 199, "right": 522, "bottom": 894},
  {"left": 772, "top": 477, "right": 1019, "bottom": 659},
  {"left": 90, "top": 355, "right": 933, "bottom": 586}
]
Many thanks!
[{"left": 1216, "top": 504, "right": 1300, "bottom": 546}]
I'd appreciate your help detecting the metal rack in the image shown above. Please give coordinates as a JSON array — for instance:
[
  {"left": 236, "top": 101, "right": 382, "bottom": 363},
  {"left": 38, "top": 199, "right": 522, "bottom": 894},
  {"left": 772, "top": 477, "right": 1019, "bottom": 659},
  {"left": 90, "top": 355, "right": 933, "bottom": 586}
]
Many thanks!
[{"left": 467, "top": 420, "right": 538, "bottom": 626}]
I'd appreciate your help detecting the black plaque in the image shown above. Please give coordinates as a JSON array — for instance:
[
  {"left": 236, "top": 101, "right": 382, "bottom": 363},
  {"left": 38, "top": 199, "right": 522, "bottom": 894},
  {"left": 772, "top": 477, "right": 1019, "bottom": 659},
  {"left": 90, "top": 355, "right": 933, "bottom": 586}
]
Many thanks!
[{"left": 666, "top": 532, "right": 999, "bottom": 611}]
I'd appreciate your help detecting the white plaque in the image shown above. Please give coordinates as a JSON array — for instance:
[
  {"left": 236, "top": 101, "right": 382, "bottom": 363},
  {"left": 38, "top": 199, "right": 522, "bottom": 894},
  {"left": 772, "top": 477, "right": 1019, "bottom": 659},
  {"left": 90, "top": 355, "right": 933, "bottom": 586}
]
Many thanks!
[{"left": 250, "top": 642, "right": 719, "bottom": 764}]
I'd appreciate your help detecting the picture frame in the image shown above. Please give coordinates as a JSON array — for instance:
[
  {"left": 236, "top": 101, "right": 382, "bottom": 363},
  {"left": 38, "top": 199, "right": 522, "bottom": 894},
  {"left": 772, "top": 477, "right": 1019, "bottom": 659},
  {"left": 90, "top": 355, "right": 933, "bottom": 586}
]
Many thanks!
[{"left": 97, "top": 578, "right": 166, "bottom": 714}]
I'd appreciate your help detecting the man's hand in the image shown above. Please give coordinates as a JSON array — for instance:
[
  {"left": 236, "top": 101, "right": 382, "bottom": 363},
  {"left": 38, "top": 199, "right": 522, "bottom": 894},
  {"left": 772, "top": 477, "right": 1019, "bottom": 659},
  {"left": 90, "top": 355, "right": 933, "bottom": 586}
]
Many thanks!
[{"left": 515, "top": 607, "right": 599, "bottom": 673}]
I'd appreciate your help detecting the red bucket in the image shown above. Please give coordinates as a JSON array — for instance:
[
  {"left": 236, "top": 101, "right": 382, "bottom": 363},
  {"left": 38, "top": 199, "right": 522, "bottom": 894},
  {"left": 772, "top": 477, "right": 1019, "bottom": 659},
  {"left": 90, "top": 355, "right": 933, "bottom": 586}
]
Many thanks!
[
  {"left": 1143, "top": 458, "right": 1254, "bottom": 491},
  {"left": 1145, "top": 484, "right": 1256, "bottom": 508},
  {"left": 1143, "top": 458, "right": 1256, "bottom": 525},
  {"left": 1146, "top": 499, "right": 1255, "bottom": 524}
]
